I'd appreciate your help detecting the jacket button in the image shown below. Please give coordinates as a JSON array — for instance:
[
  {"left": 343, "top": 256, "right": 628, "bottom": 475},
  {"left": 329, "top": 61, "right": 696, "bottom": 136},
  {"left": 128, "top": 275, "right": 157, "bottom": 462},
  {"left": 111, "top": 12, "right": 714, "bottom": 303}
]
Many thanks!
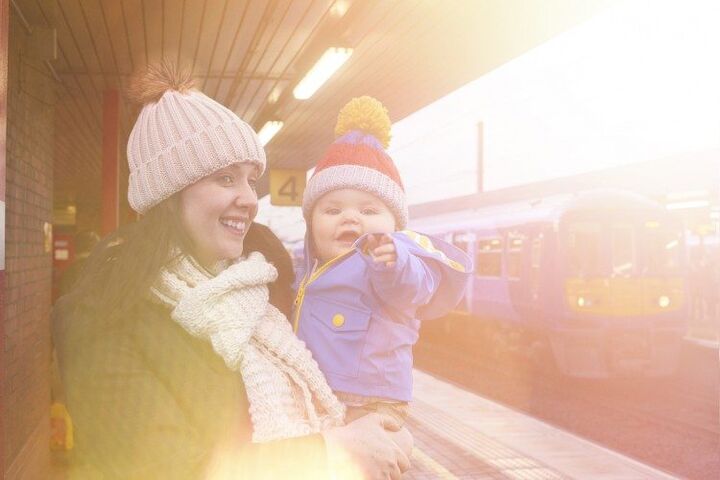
[{"left": 332, "top": 314, "right": 345, "bottom": 327}]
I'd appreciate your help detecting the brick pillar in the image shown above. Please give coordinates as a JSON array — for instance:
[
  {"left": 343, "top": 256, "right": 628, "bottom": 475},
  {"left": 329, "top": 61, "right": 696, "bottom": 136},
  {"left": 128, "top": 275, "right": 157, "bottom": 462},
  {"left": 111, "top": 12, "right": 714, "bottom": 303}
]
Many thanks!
[
  {"left": 102, "top": 90, "right": 119, "bottom": 236},
  {"left": 3, "top": 0, "right": 56, "bottom": 476}
]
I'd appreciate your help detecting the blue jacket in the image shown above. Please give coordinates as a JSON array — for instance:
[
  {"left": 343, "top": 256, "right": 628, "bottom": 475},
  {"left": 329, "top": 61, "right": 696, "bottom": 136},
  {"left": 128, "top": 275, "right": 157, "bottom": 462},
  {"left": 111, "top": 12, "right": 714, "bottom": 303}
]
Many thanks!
[{"left": 293, "top": 231, "right": 472, "bottom": 401}]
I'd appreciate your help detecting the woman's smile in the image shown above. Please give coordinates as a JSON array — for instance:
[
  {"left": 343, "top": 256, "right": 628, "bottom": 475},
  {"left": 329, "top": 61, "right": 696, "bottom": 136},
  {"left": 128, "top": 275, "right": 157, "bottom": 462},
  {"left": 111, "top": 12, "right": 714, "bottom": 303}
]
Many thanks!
[{"left": 220, "top": 217, "right": 249, "bottom": 236}]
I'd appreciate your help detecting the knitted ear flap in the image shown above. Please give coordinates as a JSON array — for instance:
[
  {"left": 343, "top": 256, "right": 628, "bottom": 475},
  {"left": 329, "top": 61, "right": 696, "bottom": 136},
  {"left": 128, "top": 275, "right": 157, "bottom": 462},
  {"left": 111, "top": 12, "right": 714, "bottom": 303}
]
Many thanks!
[{"left": 126, "top": 61, "right": 195, "bottom": 106}]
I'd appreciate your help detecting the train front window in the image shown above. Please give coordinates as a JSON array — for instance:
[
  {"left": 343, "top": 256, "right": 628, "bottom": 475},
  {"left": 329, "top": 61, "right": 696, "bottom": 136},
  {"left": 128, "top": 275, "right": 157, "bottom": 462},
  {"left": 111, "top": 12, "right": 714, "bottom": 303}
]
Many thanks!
[
  {"left": 611, "top": 224, "right": 635, "bottom": 277},
  {"left": 567, "top": 222, "right": 602, "bottom": 276},
  {"left": 645, "top": 225, "right": 682, "bottom": 275}
]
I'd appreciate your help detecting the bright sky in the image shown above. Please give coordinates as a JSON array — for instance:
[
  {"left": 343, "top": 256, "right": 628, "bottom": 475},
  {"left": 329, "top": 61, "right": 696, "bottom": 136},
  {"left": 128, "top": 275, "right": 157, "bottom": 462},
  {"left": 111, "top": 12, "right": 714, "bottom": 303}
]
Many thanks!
[{"left": 256, "top": 0, "right": 720, "bottom": 243}]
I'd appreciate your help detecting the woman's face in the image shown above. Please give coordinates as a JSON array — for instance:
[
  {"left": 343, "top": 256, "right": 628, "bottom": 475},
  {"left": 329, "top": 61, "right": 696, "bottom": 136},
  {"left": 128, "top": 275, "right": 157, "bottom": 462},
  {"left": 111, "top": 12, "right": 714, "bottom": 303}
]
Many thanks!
[{"left": 179, "top": 163, "right": 259, "bottom": 267}]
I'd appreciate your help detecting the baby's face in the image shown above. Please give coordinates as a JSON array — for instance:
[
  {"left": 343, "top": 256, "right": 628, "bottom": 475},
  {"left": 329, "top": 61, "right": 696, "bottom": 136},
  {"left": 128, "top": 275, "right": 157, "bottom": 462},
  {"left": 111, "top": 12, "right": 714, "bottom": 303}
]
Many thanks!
[{"left": 311, "top": 188, "right": 396, "bottom": 264}]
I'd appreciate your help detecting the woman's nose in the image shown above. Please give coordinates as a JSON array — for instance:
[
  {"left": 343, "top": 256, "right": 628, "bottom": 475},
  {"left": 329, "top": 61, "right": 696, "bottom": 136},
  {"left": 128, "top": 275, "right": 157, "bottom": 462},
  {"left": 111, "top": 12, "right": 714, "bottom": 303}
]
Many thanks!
[{"left": 233, "top": 183, "right": 258, "bottom": 209}]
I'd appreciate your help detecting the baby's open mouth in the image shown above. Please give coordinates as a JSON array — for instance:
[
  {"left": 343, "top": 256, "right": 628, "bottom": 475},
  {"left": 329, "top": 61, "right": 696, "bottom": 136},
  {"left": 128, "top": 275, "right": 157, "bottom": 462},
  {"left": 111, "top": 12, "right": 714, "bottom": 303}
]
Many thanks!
[{"left": 336, "top": 231, "right": 360, "bottom": 243}]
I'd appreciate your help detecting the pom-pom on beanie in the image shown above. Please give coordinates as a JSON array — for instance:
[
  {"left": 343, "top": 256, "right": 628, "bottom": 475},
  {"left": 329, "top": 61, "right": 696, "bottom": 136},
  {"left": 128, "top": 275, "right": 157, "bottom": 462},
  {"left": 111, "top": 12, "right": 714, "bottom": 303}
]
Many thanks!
[
  {"left": 302, "top": 96, "right": 407, "bottom": 229},
  {"left": 126, "top": 62, "right": 266, "bottom": 214}
]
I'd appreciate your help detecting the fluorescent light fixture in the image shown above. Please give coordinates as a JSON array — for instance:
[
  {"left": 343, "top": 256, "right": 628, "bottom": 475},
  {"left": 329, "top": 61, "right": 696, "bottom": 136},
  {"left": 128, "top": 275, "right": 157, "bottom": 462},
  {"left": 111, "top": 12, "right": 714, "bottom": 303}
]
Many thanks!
[
  {"left": 267, "top": 87, "right": 282, "bottom": 104},
  {"left": 293, "top": 47, "right": 353, "bottom": 100},
  {"left": 666, "top": 189, "right": 709, "bottom": 201},
  {"left": 330, "top": 0, "right": 350, "bottom": 17},
  {"left": 666, "top": 200, "right": 710, "bottom": 210},
  {"left": 258, "top": 120, "right": 283, "bottom": 146}
]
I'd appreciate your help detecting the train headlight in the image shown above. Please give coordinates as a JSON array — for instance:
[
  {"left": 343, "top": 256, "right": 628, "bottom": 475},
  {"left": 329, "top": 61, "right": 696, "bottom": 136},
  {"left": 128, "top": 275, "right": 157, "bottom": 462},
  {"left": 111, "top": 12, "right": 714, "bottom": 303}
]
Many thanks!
[{"left": 658, "top": 296, "right": 670, "bottom": 308}]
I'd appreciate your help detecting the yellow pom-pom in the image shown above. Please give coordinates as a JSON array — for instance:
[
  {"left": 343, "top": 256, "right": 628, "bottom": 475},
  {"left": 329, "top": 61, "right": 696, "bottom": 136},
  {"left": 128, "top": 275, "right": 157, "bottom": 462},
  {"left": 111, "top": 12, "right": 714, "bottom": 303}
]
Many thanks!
[{"left": 334, "top": 96, "right": 391, "bottom": 148}]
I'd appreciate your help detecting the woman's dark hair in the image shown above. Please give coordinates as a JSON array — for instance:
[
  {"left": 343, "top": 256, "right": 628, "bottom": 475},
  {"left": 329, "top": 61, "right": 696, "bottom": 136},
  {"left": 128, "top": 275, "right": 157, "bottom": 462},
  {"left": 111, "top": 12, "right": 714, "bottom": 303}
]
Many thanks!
[
  {"left": 65, "top": 196, "right": 190, "bottom": 320},
  {"left": 65, "top": 196, "right": 295, "bottom": 321},
  {"left": 243, "top": 222, "right": 296, "bottom": 319}
]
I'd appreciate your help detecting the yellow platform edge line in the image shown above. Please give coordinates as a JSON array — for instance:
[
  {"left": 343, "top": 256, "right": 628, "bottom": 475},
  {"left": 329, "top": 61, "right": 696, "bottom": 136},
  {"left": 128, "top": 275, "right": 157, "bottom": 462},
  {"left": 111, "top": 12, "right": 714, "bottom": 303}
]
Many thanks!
[{"left": 412, "top": 446, "right": 458, "bottom": 480}]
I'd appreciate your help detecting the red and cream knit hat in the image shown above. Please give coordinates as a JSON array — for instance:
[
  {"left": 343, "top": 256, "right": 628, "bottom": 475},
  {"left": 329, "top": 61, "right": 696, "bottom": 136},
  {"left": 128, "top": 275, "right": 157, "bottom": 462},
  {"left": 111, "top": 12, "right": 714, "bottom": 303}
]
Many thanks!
[{"left": 302, "top": 96, "right": 407, "bottom": 228}]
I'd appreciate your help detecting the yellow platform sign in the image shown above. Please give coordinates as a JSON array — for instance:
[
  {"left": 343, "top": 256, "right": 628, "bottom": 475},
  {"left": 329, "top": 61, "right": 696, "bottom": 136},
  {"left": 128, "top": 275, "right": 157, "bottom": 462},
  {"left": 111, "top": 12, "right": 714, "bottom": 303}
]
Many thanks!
[{"left": 269, "top": 169, "right": 306, "bottom": 206}]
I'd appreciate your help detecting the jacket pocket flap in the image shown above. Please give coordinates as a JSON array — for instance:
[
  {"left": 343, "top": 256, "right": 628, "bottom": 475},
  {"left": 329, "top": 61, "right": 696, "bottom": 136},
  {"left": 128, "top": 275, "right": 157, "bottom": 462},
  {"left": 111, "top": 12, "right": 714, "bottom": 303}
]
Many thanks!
[{"left": 310, "top": 299, "right": 371, "bottom": 333}]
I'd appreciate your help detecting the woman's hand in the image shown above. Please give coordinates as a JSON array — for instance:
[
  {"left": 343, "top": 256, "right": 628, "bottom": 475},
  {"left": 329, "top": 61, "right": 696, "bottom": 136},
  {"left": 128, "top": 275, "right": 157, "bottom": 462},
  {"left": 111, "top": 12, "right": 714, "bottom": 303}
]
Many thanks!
[{"left": 322, "top": 413, "right": 413, "bottom": 479}]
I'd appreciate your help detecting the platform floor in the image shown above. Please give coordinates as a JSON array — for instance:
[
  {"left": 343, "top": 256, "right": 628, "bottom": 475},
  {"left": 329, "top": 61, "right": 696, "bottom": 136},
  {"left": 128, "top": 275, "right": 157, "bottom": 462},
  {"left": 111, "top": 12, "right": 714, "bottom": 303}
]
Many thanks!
[{"left": 406, "top": 369, "right": 676, "bottom": 479}]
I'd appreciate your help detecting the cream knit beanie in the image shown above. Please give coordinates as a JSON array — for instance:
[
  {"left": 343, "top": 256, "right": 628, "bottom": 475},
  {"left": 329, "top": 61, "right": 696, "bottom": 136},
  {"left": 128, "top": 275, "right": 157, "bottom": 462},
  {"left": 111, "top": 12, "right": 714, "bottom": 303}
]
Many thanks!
[{"left": 126, "top": 63, "right": 266, "bottom": 214}]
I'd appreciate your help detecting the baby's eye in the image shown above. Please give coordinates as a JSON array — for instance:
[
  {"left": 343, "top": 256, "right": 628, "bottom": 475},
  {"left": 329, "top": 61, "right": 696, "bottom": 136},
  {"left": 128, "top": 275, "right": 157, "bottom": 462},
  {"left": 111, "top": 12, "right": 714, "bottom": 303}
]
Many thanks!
[
  {"left": 218, "top": 174, "right": 234, "bottom": 185},
  {"left": 325, "top": 208, "right": 341, "bottom": 215},
  {"left": 361, "top": 208, "right": 378, "bottom": 215}
]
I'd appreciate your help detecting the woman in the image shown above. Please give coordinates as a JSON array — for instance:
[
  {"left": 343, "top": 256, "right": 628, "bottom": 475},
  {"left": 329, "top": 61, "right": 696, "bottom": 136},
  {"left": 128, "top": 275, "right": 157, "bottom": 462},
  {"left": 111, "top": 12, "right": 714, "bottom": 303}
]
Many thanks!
[{"left": 53, "top": 63, "right": 412, "bottom": 479}]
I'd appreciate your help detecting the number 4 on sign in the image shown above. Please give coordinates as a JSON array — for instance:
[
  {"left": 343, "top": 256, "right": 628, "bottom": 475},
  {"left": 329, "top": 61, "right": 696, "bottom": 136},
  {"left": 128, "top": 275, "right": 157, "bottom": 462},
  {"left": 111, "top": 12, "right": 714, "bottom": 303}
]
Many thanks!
[
  {"left": 279, "top": 177, "right": 297, "bottom": 201},
  {"left": 269, "top": 169, "right": 307, "bottom": 206}
]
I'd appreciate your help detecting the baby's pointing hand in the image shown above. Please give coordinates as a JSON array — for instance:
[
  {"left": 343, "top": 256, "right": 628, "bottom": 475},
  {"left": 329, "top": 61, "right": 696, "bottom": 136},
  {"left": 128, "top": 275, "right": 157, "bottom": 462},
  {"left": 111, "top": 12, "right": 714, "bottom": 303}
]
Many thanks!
[{"left": 365, "top": 233, "right": 397, "bottom": 268}]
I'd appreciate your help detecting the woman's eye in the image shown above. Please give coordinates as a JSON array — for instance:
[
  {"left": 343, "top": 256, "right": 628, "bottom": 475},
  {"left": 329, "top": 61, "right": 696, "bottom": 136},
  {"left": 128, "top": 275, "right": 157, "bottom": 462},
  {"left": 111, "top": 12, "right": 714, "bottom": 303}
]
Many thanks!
[
  {"left": 219, "top": 174, "right": 233, "bottom": 185},
  {"left": 248, "top": 179, "right": 258, "bottom": 191}
]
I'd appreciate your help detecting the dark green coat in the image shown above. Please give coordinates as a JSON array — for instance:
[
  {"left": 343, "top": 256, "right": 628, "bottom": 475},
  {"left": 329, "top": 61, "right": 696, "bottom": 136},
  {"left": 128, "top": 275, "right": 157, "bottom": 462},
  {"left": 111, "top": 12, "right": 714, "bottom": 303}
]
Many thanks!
[{"left": 53, "top": 297, "right": 328, "bottom": 479}]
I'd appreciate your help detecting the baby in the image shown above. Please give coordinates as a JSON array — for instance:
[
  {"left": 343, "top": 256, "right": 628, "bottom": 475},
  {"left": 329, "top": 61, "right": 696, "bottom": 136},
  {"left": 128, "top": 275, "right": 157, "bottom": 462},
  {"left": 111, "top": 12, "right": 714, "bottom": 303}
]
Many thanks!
[{"left": 294, "top": 96, "right": 472, "bottom": 423}]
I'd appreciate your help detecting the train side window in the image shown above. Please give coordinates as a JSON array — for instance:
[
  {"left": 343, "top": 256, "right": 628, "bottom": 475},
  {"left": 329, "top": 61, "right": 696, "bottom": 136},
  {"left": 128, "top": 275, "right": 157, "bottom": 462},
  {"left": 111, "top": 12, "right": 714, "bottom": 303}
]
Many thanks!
[
  {"left": 475, "top": 238, "right": 503, "bottom": 277},
  {"left": 452, "top": 232, "right": 475, "bottom": 253},
  {"left": 567, "top": 222, "right": 602, "bottom": 276},
  {"left": 506, "top": 234, "right": 524, "bottom": 280}
]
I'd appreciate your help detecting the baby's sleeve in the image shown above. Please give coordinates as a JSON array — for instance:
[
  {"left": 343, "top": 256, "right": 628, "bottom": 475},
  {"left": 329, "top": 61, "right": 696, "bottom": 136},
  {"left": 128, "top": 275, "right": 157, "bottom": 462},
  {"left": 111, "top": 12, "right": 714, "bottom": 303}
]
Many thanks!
[{"left": 356, "top": 231, "right": 472, "bottom": 319}]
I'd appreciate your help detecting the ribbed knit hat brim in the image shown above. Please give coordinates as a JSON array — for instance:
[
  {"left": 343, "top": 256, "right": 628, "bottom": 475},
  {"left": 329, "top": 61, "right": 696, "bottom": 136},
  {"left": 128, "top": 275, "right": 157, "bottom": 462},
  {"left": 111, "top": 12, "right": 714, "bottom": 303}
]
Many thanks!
[
  {"left": 302, "top": 164, "right": 408, "bottom": 229},
  {"left": 127, "top": 90, "right": 266, "bottom": 214}
]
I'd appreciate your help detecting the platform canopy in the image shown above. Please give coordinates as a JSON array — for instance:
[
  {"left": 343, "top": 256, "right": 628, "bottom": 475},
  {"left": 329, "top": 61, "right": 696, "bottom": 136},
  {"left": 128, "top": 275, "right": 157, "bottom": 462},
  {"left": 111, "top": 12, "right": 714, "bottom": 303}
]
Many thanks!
[{"left": 18, "top": 0, "right": 617, "bottom": 215}]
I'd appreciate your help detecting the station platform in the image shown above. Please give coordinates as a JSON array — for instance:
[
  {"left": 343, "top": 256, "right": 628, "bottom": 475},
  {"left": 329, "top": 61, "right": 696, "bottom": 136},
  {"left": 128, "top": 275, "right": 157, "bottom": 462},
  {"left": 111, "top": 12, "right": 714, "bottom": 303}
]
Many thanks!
[{"left": 406, "top": 370, "right": 675, "bottom": 479}]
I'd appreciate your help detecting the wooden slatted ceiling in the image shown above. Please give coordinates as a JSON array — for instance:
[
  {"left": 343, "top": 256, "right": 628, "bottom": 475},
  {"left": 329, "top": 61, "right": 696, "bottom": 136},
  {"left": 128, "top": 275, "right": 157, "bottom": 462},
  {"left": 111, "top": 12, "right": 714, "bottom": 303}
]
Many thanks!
[
  {"left": 47, "top": 0, "right": 337, "bottom": 214},
  {"left": 32, "top": 0, "right": 617, "bottom": 217}
]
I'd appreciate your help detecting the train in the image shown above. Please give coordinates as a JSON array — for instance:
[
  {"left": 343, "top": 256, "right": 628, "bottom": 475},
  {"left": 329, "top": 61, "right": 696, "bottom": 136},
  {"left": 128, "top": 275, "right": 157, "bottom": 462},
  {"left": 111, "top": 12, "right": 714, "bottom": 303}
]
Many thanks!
[{"left": 409, "top": 189, "right": 688, "bottom": 378}]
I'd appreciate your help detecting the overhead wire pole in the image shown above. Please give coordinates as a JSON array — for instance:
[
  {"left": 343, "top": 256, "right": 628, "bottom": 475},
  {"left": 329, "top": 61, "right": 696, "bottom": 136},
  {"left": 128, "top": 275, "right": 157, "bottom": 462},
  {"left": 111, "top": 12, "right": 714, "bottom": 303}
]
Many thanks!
[
  {"left": 477, "top": 121, "right": 484, "bottom": 193},
  {"left": 0, "top": 0, "right": 8, "bottom": 474}
]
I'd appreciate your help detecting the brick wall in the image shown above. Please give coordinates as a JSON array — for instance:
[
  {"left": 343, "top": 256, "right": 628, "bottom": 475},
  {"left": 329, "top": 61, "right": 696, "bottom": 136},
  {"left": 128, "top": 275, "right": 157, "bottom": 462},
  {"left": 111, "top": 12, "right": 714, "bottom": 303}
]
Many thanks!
[{"left": 2, "top": 2, "right": 56, "bottom": 478}]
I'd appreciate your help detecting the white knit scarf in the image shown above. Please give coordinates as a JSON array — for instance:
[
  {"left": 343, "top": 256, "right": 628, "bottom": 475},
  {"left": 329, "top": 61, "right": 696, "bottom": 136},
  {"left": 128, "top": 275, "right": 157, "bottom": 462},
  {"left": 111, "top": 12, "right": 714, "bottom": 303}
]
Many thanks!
[{"left": 150, "top": 251, "right": 345, "bottom": 442}]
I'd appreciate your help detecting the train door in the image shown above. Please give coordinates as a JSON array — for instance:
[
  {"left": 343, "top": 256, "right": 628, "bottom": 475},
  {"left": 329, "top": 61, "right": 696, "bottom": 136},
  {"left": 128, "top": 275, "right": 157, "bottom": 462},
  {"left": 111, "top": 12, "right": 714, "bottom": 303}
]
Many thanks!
[
  {"left": 451, "top": 231, "right": 475, "bottom": 312},
  {"left": 472, "top": 235, "right": 506, "bottom": 318},
  {"left": 508, "top": 227, "right": 545, "bottom": 319},
  {"left": 529, "top": 232, "right": 543, "bottom": 305},
  {"left": 506, "top": 230, "right": 529, "bottom": 323}
]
